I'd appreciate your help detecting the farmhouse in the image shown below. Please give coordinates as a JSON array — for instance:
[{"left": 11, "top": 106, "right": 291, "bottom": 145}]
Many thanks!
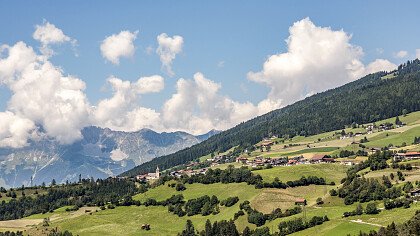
[
  {"left": 340, "top": 160, "right": 355, "bottom": 166},
  {"left": 394, "top": 152, "right": 420, "bottom": 161},
  {"left": 310, "top": 154, "right": 335, "bottom": 163},
  {"left": 261, "top": 141, "right": 274, "bottom": 147},
  {"left": 295, "top": 198, "right": 307, "bottom": 205},
  {"left": 236, "top": 156, "right": 248, "bottom": 164}
]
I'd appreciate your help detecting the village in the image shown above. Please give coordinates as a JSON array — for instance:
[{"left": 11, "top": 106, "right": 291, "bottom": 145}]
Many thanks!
[
  {"left": 135, "top": 148, "right": 420, "bottom": 182},
  {"left": 134, "top": 118, "right": 420, "bottom": 182}
]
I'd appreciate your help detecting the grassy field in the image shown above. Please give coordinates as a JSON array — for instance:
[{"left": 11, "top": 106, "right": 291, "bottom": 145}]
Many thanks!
[
  {"left": 366, "top": 125, "right": 420, "bottom": 148},
  {"left": 133, "top": 182, "right": 261, "bottom": 203},
  {"left": 253, "top": 163, "right": 348, "bottom": 183}
]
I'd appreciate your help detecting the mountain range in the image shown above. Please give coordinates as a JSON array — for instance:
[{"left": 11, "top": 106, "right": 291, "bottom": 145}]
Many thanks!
[{"left": 0, "top": 126, "right": 219, "bottom": 188}]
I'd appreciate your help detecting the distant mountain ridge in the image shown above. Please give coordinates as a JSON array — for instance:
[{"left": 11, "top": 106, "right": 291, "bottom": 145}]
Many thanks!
[
  {"left": 122, "top": 59, "right": 420, "bottom": 177},
  {"left": 0, "top": 126, "right": 220, "bottom": 188}
]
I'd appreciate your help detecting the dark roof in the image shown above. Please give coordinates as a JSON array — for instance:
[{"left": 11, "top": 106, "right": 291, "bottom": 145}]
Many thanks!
[{"left": 311, "top": 154, "right": 327, "bottom": 161}]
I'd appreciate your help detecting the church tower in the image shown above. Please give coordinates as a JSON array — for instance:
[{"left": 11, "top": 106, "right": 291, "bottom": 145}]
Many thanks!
[{"left": 156, "top": 166, "right": 160, "bottom": 178}]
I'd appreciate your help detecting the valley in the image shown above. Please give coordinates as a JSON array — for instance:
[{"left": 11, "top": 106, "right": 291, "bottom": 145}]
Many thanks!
[{"left": 1, "top": 110, "right": 420, "bottom": 235}]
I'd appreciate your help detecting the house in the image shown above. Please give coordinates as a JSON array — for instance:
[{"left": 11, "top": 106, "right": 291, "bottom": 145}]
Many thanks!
[
  {"left": 340, "top": 160, "right": 355, "bottom": 166},
  {"left": 236, "top": 156, "right": 248, "bottom": 164},
  {"left": 369, "top": 147, "right": 381, "bottom": 154},
  {"left": 295, "top": 198, "right": 307, "bottom": 205},
  {"left": 310, "top": 154, "right": 335, "bottom": 163},
  {"left": 261, "top": 141, "right": 274, "bottom": 147},
  {"left": 410, "top": 188, "right": 420, "bottom": 197},
  {"left": 394, "top": 152, "right": 420, "bottom": 161}
]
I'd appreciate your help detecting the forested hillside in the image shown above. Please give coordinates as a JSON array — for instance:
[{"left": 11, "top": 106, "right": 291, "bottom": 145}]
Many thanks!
[{"left": 122, "top": 60, "right": 420, "bottom": 177}]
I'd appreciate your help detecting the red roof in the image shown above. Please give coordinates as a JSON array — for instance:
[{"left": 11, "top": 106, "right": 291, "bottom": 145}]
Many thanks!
[{"left": 397, "top": 152, "right": 420, "bottom": 156}]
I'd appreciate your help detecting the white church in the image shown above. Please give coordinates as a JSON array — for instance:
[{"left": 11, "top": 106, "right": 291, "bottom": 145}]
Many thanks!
[{"left": 135, "top": 166, "right": 160, "bottom": 181}]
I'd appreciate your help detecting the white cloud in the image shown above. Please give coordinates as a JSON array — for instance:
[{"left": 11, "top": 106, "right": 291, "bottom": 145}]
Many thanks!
[
  {"left": 248, "top": 18, "right": 396, "bottom": 106},
  {"left": 93, "top": 75, "right": 164, "bottom": 132},
  {"left": 0, "top": 111, "right": 35, "bottom": 148},
  {"left": 363, "top": 59, "right": 397, "bottom": 75},
  {"left": 135, "top": 75, "right": 165, "bottom": 94},
  {"left": 395, "top": 50, "right": 408, "bottom": 58},
  {"left": 416, "top": 49, "right": 420, "bottom": 59},
  {"left": 0, "top": 41, "right": 90, "bottom": 145},
  {"left": 0, "top": 42, "right": 37, "bottom": 84},
  {"left": 156, "top": 33, "right": 183, "bottom": 77},
  {"left": 161, "top": 73, "right": 276, "bottom": 134},
  {"left": 100, "top": 30, "right": 138, "bottom": 65},
  {"left": 33, "top": 20, "right": 77, "bottom": 56}
]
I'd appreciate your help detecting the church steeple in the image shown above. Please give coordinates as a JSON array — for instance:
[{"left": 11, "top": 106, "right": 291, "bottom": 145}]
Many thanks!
[{"left": 156, "top": 166, "right": 160, "bottom": 178}]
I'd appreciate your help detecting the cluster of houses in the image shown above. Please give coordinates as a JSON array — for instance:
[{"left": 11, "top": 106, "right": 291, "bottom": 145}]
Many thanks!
[
  {"left": 168, "top": 168, "right": 208, "bottom": 178},
  {"left": 340, "top": 131, "right": 367, "bottom": 140},
  {"left": 235, "top": 154, "right": 356, "bottom": 167},
  {"left": 135, "top": 165, "right": 209, "bottom": 181},
  {"left": 236, "top": 156, "right": 287, "bottom": 167},
  {"left": 340, "top": 122, "right": 406, "bottom": 140}
]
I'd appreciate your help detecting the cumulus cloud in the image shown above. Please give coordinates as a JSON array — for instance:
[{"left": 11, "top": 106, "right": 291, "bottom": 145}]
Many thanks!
[
  {"left": 395, "top": 50, "right": 408, "bottom": 58},
  {"left": 363, "top": 59, "right": 397, "bottom": 75},
  {"left": 161, "top": 73, "right": 275, "bottom": 134},
  {"left": 33, "top": 20, "right": 77, "bottom": 56},
  {"left": 93, "top": 75, "right": 164, "bottom": 132},
  {"left": 0, "top": 42, "right": 37, "bottom": 84},
  {"left": 100, "top": 30, "right": 138, "bottom": 64},
  {"left": 156, "top": 33, "right": 183, "bottom": 77},
  {"left": 0, "top": 39, "right": 90, "bottom": 146},
  {"left": 0, "top": 111, "right": 36, "bottom": 148},
  {"left": 248, "top": 17, "right": 396, "bottom": 106}
]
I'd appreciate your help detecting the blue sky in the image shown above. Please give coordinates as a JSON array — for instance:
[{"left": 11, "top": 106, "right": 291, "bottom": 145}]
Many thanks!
[{"left": 0, "top": 0, "right": 419, "bottom": 146}]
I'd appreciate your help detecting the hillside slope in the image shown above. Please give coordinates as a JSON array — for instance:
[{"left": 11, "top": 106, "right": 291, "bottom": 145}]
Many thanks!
[{"left": 122, "top": 59, "right": 420, "bottom": 177}]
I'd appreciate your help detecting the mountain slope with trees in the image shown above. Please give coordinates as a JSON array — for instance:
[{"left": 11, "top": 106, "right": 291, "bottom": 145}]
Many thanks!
[{"left": 122, "top": 59, "right": 420, "bottom": 177}]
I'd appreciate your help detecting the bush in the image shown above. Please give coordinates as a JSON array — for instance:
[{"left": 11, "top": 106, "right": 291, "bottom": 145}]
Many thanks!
[
  {"left": 247, "top": 211, "right": 266, "bottom": 227},
  {"left": 329, "top": 189, "right": 338, "bottom": 196},
  {"left": 175, "top": 183, "right": 186, "bottom": 191},
  {"left": 316, "top": 197, "right": 324, "bottom": 205},
  {"left": 220, "top": 196, "right": 239, "bottom": 207},
  {"left": 365, "top": 203, "right": 379, "bottom": 214},
  {"left": 233, "top": 210, "right": 245, "bottom": 220}
]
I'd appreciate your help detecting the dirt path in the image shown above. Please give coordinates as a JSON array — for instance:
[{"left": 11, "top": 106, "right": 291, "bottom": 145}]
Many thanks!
[{"left": 350, "top": 219, "right": 383, "bottom": 227}]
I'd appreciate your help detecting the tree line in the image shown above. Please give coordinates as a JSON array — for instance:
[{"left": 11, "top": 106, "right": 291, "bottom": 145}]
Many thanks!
[
  {"left": 0, "top": 178, "right": 142, "bottom": 220},
  {"left": 178, "top": 214, "right": 329, "bottom": 236}
]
